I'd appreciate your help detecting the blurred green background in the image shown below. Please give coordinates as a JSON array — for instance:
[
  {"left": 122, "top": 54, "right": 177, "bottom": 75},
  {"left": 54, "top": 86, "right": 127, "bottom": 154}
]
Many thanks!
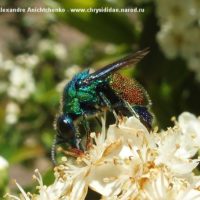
[{"left": 0, "top": 0, "right": 200, "bottom": 198}]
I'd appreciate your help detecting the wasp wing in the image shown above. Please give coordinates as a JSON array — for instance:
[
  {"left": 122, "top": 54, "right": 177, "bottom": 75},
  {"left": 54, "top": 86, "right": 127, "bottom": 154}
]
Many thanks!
[{"left": 81, "top": 48, "right": 149, "bottom": 85}]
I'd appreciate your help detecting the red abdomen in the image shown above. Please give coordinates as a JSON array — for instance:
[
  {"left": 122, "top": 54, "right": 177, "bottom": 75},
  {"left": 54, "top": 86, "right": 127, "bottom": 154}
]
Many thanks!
[{"left": 109, "top": 73, "right": 150, "bottom": 106}]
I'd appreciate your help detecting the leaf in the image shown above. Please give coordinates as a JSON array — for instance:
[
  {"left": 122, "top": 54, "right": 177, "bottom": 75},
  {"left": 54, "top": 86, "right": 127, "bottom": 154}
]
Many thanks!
[
  {"left": 53, "top": 0, "right": 137, "bottom": 44},
  {"left": 8, "top": 145, "right": 45, "bottom": 164}
]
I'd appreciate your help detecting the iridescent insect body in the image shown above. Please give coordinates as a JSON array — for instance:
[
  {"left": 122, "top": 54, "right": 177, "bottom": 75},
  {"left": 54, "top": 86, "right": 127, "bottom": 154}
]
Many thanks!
[{"left": 53, "top": 48, "right": 152, "bottom": 161}]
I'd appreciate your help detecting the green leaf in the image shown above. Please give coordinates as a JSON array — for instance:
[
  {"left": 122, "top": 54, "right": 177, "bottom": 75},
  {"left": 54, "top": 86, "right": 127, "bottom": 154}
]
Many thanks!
[
  {"left": 42, "top": 169, "right": 55, "bottom": 185},
  {"left": 53, "top": 0, "right": 137, "bottom": 44},
  {"left": 8, "top": 145, "right": 45, "bottom": 164}
]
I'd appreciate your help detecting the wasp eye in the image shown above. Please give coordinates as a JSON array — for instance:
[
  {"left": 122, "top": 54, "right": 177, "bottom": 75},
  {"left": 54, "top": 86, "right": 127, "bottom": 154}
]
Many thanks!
[{"left": 56, "top": 115, "right": 74, "bottom": 139}]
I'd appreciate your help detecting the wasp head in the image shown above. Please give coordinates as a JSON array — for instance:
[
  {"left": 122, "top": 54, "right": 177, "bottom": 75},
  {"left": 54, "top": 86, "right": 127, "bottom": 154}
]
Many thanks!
[
  {"left": 56, "top": 114, "right": 76, "bottom": 142},
  {"left": 52, "top": 114, "right": 81, "bottom": 165}
]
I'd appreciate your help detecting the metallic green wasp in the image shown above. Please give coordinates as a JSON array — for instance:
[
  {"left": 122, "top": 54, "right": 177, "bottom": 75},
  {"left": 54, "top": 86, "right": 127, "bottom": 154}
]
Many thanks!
[{"left": 52, "top": 48, "right": 152, "bottom": 162}]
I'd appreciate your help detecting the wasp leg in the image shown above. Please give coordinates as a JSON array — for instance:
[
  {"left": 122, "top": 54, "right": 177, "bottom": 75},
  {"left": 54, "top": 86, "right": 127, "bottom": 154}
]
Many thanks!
[
  {"left": 71, "top": 124, "right": 84, "bottom": 150},
  {"left": 73, "top": 132, "right": 83, "bottom": 150},
  {"left": 95, "top": 116, "right": 102, "bottom": 127},
  {"left": 122, "top": 99, "right": 139, "bottom": 118},
  {"left": 95, "top": 110, "right": 107, "bottom": 126},
  {"left": 51, "top": 132, "right": 83, "bottom": 165},
  {"left": 99, "top": 92, "right": 119, "bottom": 126},
  {"left": 81, "top": 114, "right": 93, "bottom": 150}
]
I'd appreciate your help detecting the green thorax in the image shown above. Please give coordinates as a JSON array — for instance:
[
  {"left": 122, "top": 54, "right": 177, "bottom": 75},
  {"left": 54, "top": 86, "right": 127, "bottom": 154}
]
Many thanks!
[{"left": 62, "top": 70, "right": 107, "bottom": 116}]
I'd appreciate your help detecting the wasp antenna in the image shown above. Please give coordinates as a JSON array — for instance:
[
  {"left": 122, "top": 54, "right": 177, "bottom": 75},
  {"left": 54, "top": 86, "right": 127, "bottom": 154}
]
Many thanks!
[
  {"left": 139, "top": 47, "right": 150, "bottom": 56},
  {"left": 51, "top": 136, "right": 57, "bottom": 166}
]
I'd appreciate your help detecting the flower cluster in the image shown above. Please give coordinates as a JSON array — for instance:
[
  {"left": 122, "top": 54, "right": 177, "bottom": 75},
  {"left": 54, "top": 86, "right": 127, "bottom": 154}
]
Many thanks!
[
  {"left": 0, "top": 156, "right": 8, "bottom": 171},
  {"left": 6, "top": 112, "right": 200, "bottom": 199},
  {"left": 155, "top": 0, "right": 200, "bottom": 80},
  {"left": 0, "top": 53, "right": 39, "bottom": 124},
  {"left": 38, "top": 39, "right": 68, "bottom": 61},
  {"left": 0, "top": 156, "right": 9, "bottom": 197},
  {"left": 0, "top": 53, "right": 38, "bottom": 102}
]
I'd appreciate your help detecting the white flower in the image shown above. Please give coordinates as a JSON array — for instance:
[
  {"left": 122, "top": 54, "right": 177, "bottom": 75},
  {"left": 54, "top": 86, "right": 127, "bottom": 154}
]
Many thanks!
[
  {"left": 7, "top": 113, "right": 200, "bottom": 199},
  {"left": 7, "top": 66, "right": 35, "bottom": 102},
  {"left": 38, "top": 39, "right": 52, "bottom": 53},
  {"left": 139, "top": 169, "right": 200, "bottom": 200},
  {"left": 54, "top": 44, "right": 68, "bottom": 61},
  {"left": 0, "top": 52, "right": 37, "bottom": 101},
  {"left": 157, "top": 23, "right": 200, "bottom": 59},
  {"left": 0, "top": 53, "right": 3, "bottom": 67},
  {"left": 156, "top": 0, "right": 196, "bottom": 28},
  {"left": 5, "top": 101, "right": 20, "bottom": 124},
  {"left": 1, "top": 59, "right": 16, "bottom": 71},
  {"left": 192, "top": 0, "right": 200, "bottom": 18},
  {"left": 189, "top": 56, "right": 200, "bottom": 71},
  {"left": 156, "top": 23, "right": 182, "bottom": 59},
  {"left": 154, "top": 112, "right": 200, "bottom": 177},
  {"left": 188, "top": 56, "right": 200, "bottom": 82},
  {"left": 178, "top": 112, "right": 200, "bottom": 156},
  {"left": 155, "top": 128, "right": 199, "bottom": 175},
  {"left": 180, "top": 27, "right": 200, "bottom": 59},
  {"left": 64, "top": 65, "right": 81, "bottom": 78},
  {"left": 38, "top": 39, "right": 67, "bottom": 61},
  {"left": 0, "top": 156, "right": 8, "bottom": 170},
  {"left": 0, "top": 51, "right": 77, "bottom": 102},
  {"left": 155, "top": 0, "right": 200, "bottom": 81},
  {"left": 16, "top": 54, "right": 39, "bottom": 69}
]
